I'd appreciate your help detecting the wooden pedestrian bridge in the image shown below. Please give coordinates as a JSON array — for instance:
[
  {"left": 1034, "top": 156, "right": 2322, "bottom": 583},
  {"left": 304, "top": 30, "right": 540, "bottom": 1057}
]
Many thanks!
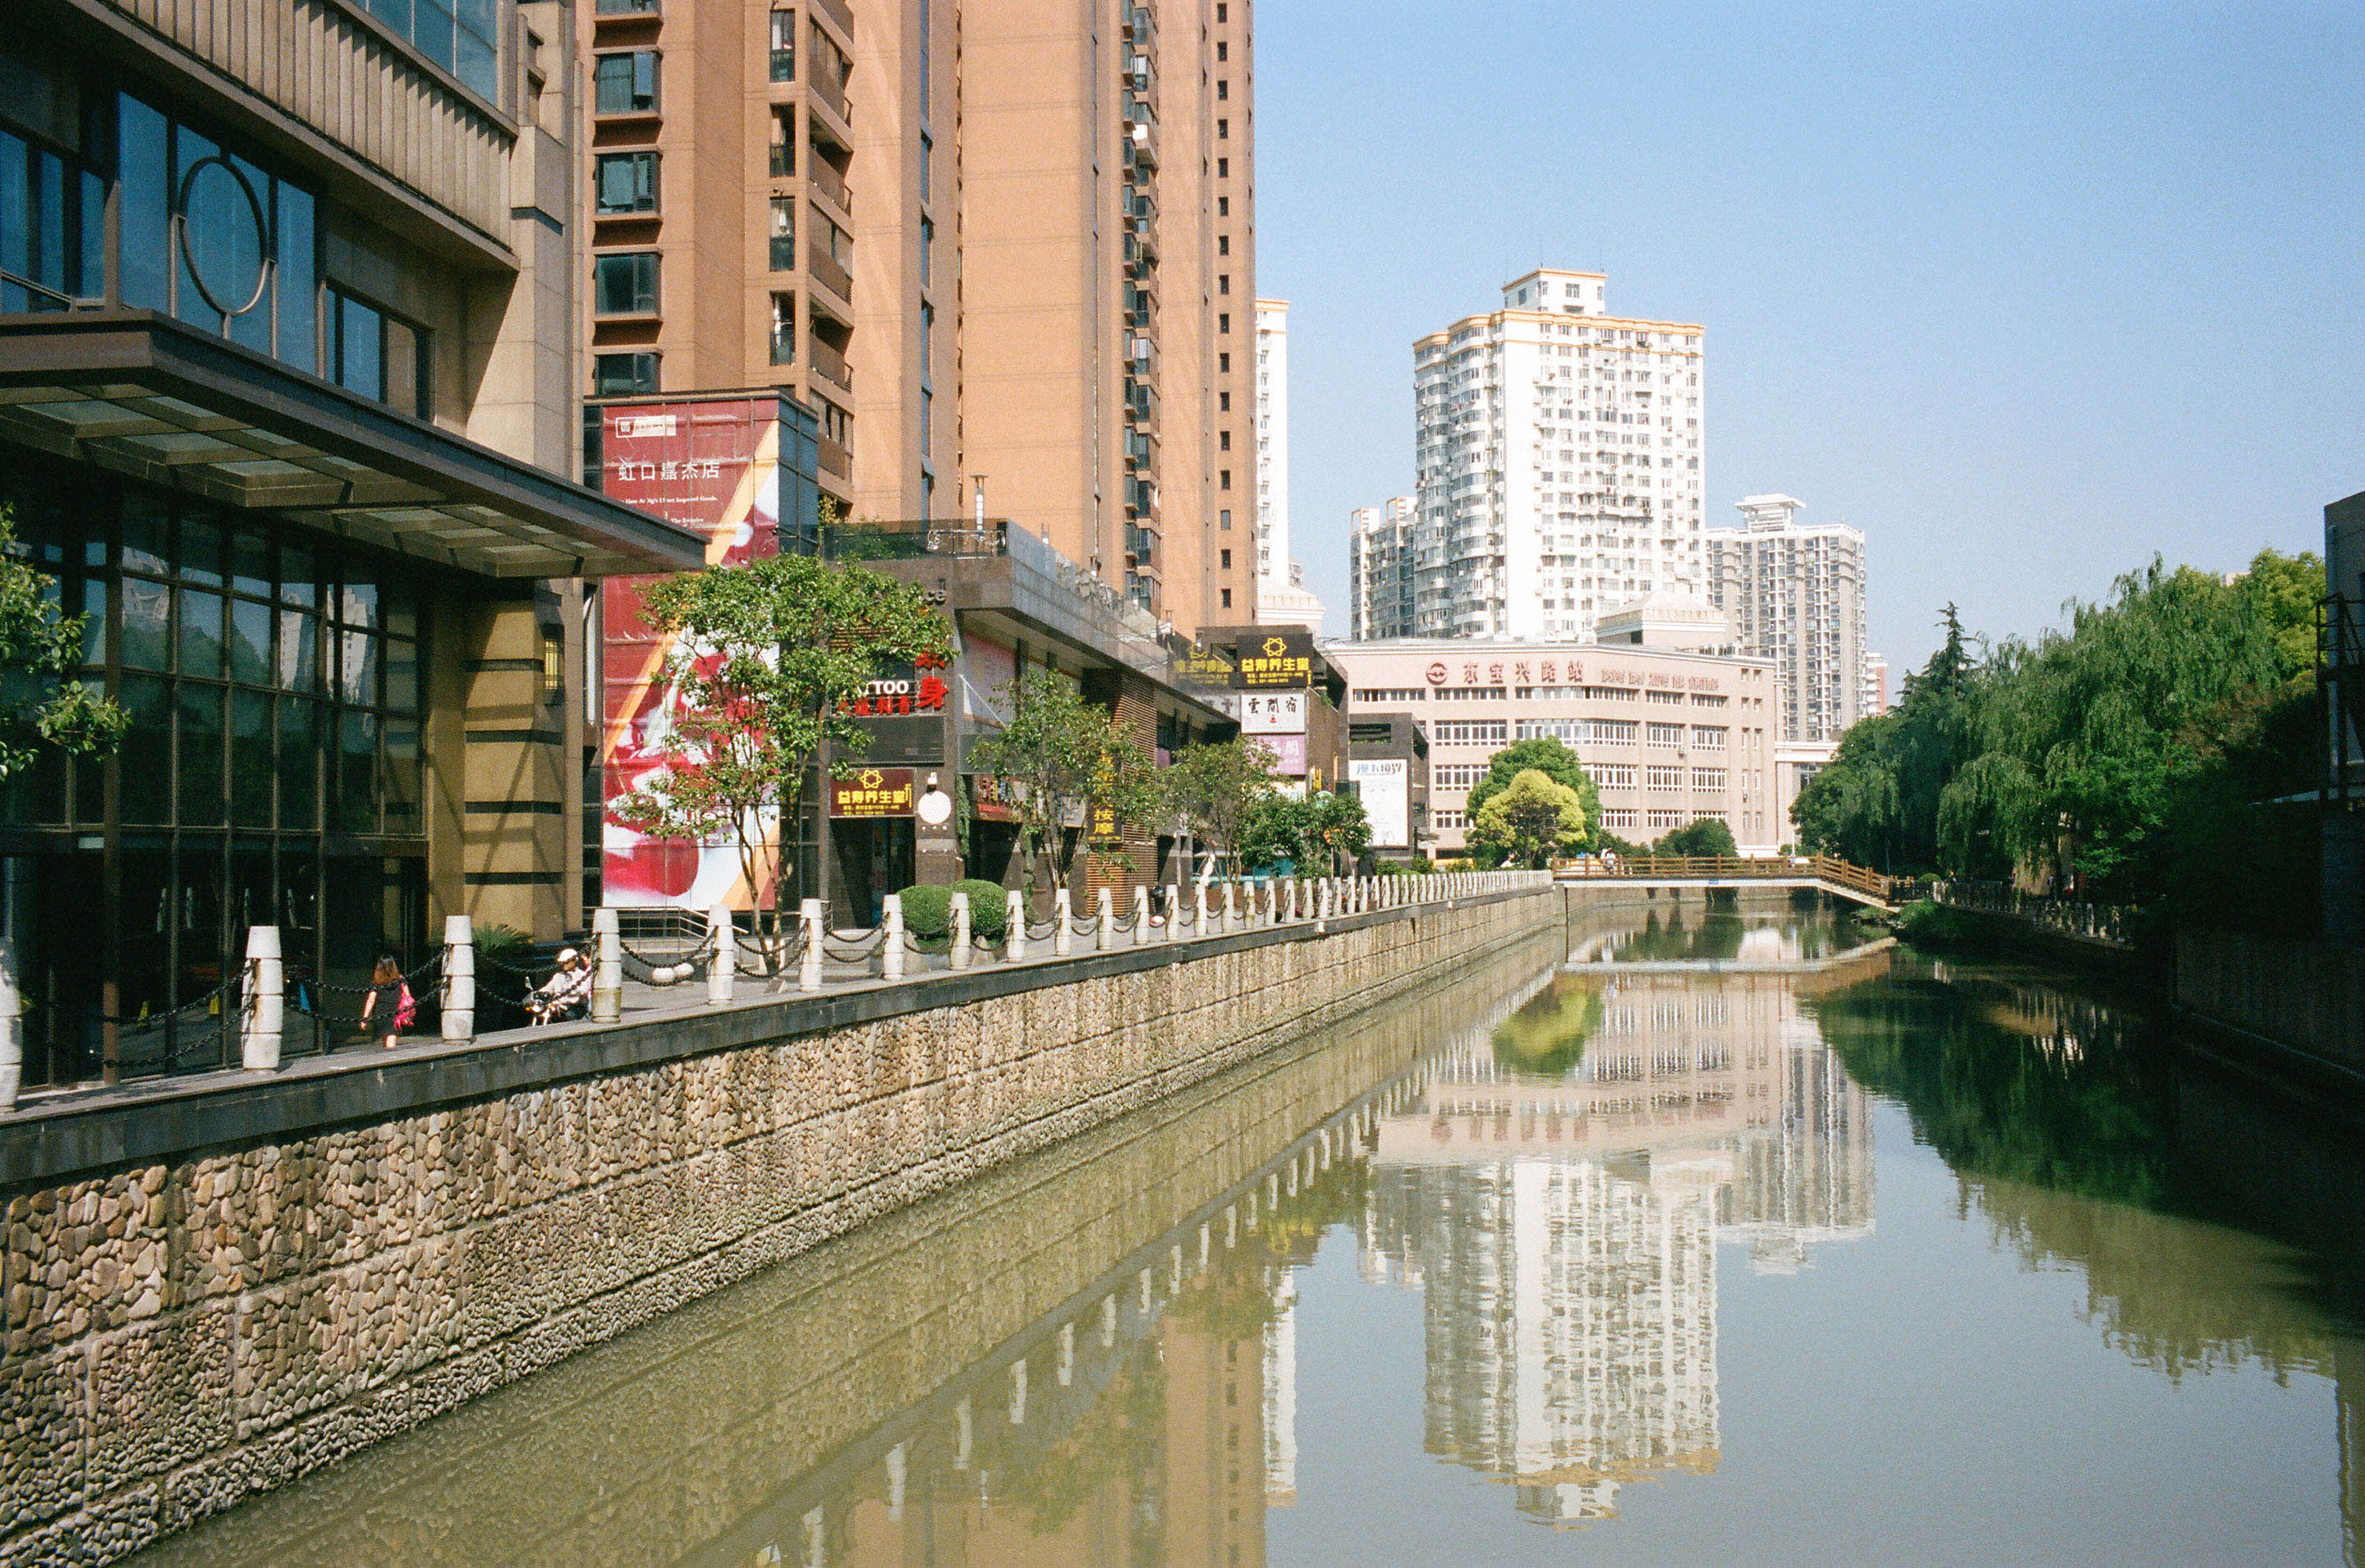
[{"left": 1554, "top": 853, "right": 1899, "bottom": 910}]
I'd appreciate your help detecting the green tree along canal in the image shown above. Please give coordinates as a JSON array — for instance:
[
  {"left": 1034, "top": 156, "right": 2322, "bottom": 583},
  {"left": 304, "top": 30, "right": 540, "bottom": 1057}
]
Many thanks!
[{"left": 134, "top": 899, "right": 2362, "bottom": 1566}]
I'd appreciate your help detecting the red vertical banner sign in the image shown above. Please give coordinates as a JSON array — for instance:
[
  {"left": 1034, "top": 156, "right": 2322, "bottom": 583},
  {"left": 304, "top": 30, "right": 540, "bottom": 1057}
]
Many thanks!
[{"left": 599, "top": 400, "right": 785, "bottom": 908}]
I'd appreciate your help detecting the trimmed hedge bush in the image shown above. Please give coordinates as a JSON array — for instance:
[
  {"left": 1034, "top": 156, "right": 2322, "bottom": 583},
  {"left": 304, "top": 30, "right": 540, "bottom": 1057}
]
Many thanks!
[
  {"left": 893, "top": 879, "right": 1010, "bottom": 942},
  {"left": 1894, "top": 900, "right": 1986, "bottom": 950}
]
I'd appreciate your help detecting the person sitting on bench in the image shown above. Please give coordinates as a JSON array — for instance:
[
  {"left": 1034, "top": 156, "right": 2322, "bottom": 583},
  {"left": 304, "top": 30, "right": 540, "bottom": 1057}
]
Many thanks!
[{"left": 530, "top": 948, "right": 592, "bottom": 1026}]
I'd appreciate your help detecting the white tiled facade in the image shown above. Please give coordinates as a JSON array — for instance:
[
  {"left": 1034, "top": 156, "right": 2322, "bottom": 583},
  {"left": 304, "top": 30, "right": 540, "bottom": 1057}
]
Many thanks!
[
  {"left": 1706, "top": 495, "right": 1867, "bottom": 747},
  {"left": 1254, "top": 298, "right": 1324, "bottom": 628},
  {"left": 1327, "top": 639, "right": 1779, "bottom": 854},
  {"left": 1412, "top": 268, "right": 1706, "bottom": 641},
  {"left": 1349, "top": 495, "right": 1417, "bottom": 640}
]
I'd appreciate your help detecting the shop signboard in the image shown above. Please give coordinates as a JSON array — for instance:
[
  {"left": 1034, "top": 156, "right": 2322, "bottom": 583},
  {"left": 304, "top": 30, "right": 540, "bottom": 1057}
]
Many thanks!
[
  {"left": 1240, "top": 690, "right": 1308, "bottom": 735},
  {"left": 1351, "top": 759, "right": 1411, "bottom": 849},
  {"left": 831, "top": 768, "right": 916, "bottom": 818},
  {"left": 1261, "top": 732, "right": 1309, "bottom": 776},
  {"left": 1234, "top": 630, "right": 1316, "bottom": 690},
  {"left": 1173, "top": 644, "right": 1238, "bottom": 693},
  {"left": 600, "top": 397, "right": 792, "bottom": 909}
]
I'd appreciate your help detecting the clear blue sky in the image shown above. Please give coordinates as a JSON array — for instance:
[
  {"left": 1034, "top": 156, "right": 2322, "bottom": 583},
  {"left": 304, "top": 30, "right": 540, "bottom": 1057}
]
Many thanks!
[{"left": 1257, "top": 2, "right": 2364, "bottom": 675}]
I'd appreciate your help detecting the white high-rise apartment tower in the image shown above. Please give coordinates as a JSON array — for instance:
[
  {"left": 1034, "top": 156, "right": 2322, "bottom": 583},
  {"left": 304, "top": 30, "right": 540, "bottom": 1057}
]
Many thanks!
[
  {"left": 1706, "top": 495, "right": 1867, "bottom": 745},
  {"left": 1411, "top": 268, "right": 1706, "bottom": 640},
  {"left": 1254, "top": 300, "right": 1325, "bottom": 628},
  {"left": 1706, "top": 494, "right": 1868, "bottom": 832},
  {"left": 1350, "top": 496, "right": 1418, "bottom": 640}
]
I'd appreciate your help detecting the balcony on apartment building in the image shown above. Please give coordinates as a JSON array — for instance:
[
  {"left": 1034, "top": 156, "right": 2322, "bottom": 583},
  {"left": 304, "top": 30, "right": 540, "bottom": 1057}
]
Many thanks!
[{"left": 808, "top": 335, "right": 852, "bottom": 394}]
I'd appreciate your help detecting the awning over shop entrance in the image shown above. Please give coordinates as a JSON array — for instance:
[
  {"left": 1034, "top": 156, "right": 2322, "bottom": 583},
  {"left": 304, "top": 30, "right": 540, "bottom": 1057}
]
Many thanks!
[{"left": 0, "top": 311, "right": 704, "bottom": 578}]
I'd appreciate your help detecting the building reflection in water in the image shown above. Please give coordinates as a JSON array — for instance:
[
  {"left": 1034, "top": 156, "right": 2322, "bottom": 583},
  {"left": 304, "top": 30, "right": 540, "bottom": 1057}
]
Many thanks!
[{"left": 1357, "top": 967, "right": 1877, "bottom": 1525}]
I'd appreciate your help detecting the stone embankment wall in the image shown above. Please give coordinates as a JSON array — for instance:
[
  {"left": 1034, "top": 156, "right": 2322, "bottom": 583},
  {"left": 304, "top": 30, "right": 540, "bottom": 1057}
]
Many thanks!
[
  {"left": 131, "top": 945, "right": 1557, "bottom": 1567},
  {"left": 2174, "top": 928, "right": 2365, "bottom": 1094},
  {"left": 0, "top": 887, "right": 1557, "bottom": 1566}
]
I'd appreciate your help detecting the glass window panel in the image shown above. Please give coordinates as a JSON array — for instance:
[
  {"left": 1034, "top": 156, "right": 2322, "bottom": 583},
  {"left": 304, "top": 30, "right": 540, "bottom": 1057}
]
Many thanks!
[
  {"left": 75, "top": 166, "right": 103, "bottom": 301},
  {"left": 278, "top": 541, "right": 315, "bottom": 607},
  {"left": 0, "top": 676, "right": 65, "bottom": 826},
  {"left": 222, "top": 156, "right": 275, "bottom": 355},
  {"left": 339, "top": 629, "right": 379, "bottom": 705},
  {"left": 340, "top": 576, "right": 379, "bottom": 630},
  {"left": 0, "top": 134, "right": 25, "bottom": 313},
  {"left": 382, "top": 577, "right": 417, "bottom": 638},
  {"left": 231, "top": 530, "right": 273, "bottom": 598},
  {"left": 122, "top": 491, "right": 170, "bottom": 575},
  {"left": 117, "top": 95, "right": 170, "bottom": 310},
  {"left": 383, "top": 637, "right": 420, "bottom": 713},
  {"left": 276, "top": 608, "right": 318, "bottom": 691},
  {"left": 416, "top": 0, "right": 457, "bottom": 71},
  {"left": 274, "top": 181, "right": 316, "bottom": 374},
  {"left": 177, "top": 589, "right": 224, "bottom": 678},
  {"left": 338, "top": 709, "right": 378, "bottom": 834},
  {"left": 78, "top": 579, "right": 107, "bottom": 667},
  {"left": 336, "top": 293, "right": 382, "bottom": 401},
  {"left": 382, "top": 718, "right": 420, "bottom": 833},
  {"left": 121, "top": 578, "right": 170, "bottom": 671},
  {"left": 177, "top": 683, "right": 225, "bottom": 827},
  {"left": 276, "top": 698, "right": 316, "bottom": 831},
  {"left": 228, "top": 598, "right": 272, "bottom": 685},
  {"left": 119, "top": 676, "right": 172, "bottom": 826},
  {"left": 370, "top": 0, "right": 415, "bottom": 34},
  {"left": 179, "top": 514, "right": 223, "bottom": 585},
  {"left": 384, "top": 317, "right": 420, "bottom": 415},
  {"left": 455, "top": 24, "right": 498, "bottom": 101},
  {"left": 172, "top": 123, "right": 224, "bottom": 330},
  {"left": 230, "top": 689, "right": 272, "bottom": 826}
]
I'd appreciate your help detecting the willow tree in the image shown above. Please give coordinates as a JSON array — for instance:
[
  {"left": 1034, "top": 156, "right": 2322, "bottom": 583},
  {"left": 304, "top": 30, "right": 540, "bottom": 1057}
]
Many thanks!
[{"left": 610, "top": 552, "right": 949, "bottom": 961}]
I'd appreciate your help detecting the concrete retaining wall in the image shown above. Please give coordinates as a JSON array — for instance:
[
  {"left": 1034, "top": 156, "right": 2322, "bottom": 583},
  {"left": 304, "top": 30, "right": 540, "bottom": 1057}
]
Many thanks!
[
  {"left": 2174, "top": 928, "right": 2365, "bottom": 1095},
  {"left": 129, "top": 942, "right": 1559, "bottom": 1567},
  {"left": 0, "top": 888, "right": 1558, "bottom": 1566}
]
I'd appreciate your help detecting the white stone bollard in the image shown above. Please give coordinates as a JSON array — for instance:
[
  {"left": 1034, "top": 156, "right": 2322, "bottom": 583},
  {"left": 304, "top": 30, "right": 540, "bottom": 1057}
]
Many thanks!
[
  {"left": 951, "top": 892, "right": 973, "bottom": 970},
  {"left": 1132, "top": 886, "right": 1150, "bottom": 948},
  {"left": 241, "top": 925, "right": 283, "bottom": 1071},
  {"left": 1195, "top": 883, "right": 1210, "bottom": 937},
  {"left": 1287, "top": 879, "right": 1299, "bottom": 922},
  {"left": 1223, "top": 882, "right": 1237, "bottom": 933},
  {"left": 798, "top": 898, "right": 823, "bottom": 992},
  {"left": 1266, "top": 880, "right": 1279, "bottom": 925},
  {"left": 440, "top": 914, "right": 475, "bottom": 1042},
  {"left": 592, "top": 907, "right": 623, "bottom": 1022},
  {"left": 1097, "top": 887, "right": 1114, "bottom": 951},
  {"left": 1008, "top": 890, "right": 1027, "bottom": 962},
  {"left": 1054, "top": 887, "right": 1073, "bottom": 957},
  {"left": 1166, "top": 883, "right": 1183, "bottom": 943},
  {"left": 708, "top": 904, "right": 735, "bottom": 1006},
  {"left": 0, "top": 933, "right": 18, "bottom": 1112},
  {"left": 884, "top": 895, "right": 907, "bottom": 981}
]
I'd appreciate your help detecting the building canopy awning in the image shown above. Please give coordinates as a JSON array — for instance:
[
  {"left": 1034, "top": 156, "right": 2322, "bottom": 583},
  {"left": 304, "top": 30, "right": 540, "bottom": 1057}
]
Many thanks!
[{"left": 0, "top": 311, "right": 704, "bottom": 578}]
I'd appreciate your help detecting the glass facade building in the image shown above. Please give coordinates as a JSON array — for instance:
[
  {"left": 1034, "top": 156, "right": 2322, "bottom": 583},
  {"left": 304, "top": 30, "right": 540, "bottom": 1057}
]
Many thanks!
[{"left": 0, "top": 9, "right": 705, "bottom": 1091}]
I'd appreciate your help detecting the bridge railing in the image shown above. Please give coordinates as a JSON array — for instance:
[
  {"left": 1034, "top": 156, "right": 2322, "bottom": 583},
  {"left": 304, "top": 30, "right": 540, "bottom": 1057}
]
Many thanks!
[
  {"left": 1554, "top": 854, "right": 1893, "bottom": 901},
  {"left": 1926, "top": 879, "right": 2138, "bottom": 947}
]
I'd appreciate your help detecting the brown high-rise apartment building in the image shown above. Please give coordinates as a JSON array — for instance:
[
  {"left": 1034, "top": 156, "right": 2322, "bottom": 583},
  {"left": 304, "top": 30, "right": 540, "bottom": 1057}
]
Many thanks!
[{"left": 577, "top": 0, "right": 1251, "bottom": 636}]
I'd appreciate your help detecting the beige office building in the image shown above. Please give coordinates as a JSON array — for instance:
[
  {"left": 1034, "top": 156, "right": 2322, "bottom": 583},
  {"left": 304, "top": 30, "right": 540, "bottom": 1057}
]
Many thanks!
[
  {"left": 579, "top": 0, "right": 1252, "bottom": 636},
  {"left": 1325, "top": 639, "right": 1779, "bottom": 855}
]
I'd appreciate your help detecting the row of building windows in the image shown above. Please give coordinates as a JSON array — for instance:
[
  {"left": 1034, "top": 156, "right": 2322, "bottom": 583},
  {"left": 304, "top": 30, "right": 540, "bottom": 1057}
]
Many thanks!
[{"left": 0, "top": 462, "right": 429, "bottom": 841}]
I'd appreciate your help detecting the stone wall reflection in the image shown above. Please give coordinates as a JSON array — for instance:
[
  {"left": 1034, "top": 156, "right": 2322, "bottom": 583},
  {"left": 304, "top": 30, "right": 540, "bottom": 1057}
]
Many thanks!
[{"left": 1359, "top": 970, "right": 1876, "bottom": 1525}]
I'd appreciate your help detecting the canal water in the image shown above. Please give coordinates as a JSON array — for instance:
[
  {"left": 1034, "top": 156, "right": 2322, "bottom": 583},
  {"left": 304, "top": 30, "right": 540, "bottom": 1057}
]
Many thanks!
[{"left": 140, "top": 897, "right": 2364, "bottom": 1566}]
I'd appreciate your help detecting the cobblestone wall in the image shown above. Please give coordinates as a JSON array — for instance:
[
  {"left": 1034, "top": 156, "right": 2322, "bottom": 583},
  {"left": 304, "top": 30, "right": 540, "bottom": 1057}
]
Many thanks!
[{"left": 0, "top": 891, "right": 1556, "bottom": 1566}]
